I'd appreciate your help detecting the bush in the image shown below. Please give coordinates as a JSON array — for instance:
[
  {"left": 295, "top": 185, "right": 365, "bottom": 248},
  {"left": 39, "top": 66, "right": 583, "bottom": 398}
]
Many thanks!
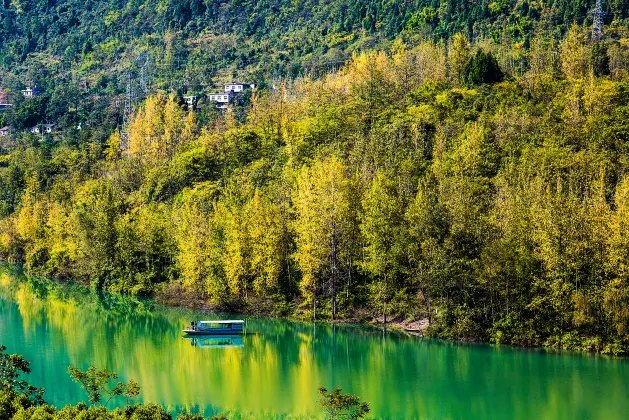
[
  {"left": 127, "top": 404, "right": 171, "bottom": 420},
  {"left": 176, "top": 415, "right": 205, "bottom": 420},
  {"left": 10, "top": 405, "right": 56, "bottom": 420},
  {"left": 0, "top": 390, "right": 31, "bottom": 420},
  {"left": 0, "top": 346, "right": 44, "bottom": 405}
]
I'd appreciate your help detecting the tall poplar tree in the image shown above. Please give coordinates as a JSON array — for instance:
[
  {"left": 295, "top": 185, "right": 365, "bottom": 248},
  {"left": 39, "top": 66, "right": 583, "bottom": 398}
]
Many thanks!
[{"left": 292, "top": 155, "right": 351, "bottom": 319}]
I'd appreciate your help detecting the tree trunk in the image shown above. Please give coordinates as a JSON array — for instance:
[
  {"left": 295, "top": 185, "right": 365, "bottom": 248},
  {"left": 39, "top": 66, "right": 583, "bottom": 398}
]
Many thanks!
[
  {"left": 425, "top": 287, "right": 432, "bottom": 324},
  {"left": 347, "top": 257, "right": 351, "bottom": 299}
]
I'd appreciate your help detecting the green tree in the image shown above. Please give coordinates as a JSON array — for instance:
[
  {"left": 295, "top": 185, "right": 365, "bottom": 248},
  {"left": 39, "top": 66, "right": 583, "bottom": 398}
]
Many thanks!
[
  {"left": 406, "top": 174, "right": 449, "bottom": 321},
  {"left": 561, "top": 24, "right": 588, "bottom": 80},
  {"left": 590, "top": 42, "right": 610, "bottom": 77},
  {"left": 448, "top": 32, "right": 471, "bottom": 85},
  {"left": 461, "top": 50, "right": 503, "bottom": 86},
  {"left": 248, "top": 189, "right": 286, "bottom": 296},
  {"left": 360, "top": 171, "right": 407, "bottom": 324},
  {"left": 67, "top": 364, "right": 140, "bottom": 407},
  {"left": 0, "top": 346, "right": 44, "bottom": 405}
]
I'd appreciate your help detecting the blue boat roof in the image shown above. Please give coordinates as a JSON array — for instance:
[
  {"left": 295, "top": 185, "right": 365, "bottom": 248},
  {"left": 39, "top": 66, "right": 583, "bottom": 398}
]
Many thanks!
[{"left": 198, "top": 320, "right": 245, "bottom": 324}]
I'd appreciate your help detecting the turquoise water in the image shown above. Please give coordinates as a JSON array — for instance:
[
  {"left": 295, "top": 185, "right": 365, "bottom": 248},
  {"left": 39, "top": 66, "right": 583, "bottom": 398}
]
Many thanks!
[{"left": 1, "top": 264, "right": 628, "bottom": 419}]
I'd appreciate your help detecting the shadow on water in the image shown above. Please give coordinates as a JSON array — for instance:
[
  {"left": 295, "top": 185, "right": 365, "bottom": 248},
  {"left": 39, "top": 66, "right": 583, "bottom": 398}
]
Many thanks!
[{"left": 2, "top": 262, "right": 629, "bottom": 419}]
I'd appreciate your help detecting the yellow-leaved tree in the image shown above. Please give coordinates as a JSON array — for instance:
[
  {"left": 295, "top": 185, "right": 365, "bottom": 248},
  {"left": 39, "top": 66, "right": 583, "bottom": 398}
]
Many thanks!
[
  {"left": 561, "top": 24, "right": 588, "bottom": 80},
  {"left": 292, "top": 155, "right": 353, "bottom": 319},
  {"left": 129, "top": 94, "right": 194, "bottom": 161},
  {"left": 605, "top": 177, "right": 629, "bottom": 337},
  {"left": 448, "top": 32, "right": 471, "bottom": 86}
]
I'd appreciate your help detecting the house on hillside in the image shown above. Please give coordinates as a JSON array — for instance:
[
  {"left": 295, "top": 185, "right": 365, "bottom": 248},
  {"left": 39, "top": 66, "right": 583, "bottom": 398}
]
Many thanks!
[
  {"left": 21, "top": 86, "right": 41, "bottom": 98},
  {"left": 0, "top": 90, "right": 12, "bottom": 110},
  {"left": 224, "top": 82, "right": 254, "bottom": 93},
  {"left": 183, "top": 95, "right": 197, "bottom": 108},
  {"left": 206, "top": 82, "right": 254, "bottom": 109},
  {"left": 208, "top": 91, "right": 234, "bottom": 109},
  {"left": 30, "top": 124, "right": 55, "bottom": 134},
  {"left": 183, "top": 95, "right": 197, "bottom": 110},
  {"left": 0, "top": 90, "right": 11, "bottom": 104},
  {"left": 208, "top": 92, "right": 233, "bottom": 103},
  {"left": 0, "top": 127, "right": 9, "bottom": 136}
]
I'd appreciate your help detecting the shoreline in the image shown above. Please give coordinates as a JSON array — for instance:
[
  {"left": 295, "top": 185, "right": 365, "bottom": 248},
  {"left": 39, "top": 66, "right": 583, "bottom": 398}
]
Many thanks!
[
  {"left": 3, "top": 262, "right": 623, "bottom": 355},
  {"left": 153, "top": 282, "right": 431, "bottom": 336}
]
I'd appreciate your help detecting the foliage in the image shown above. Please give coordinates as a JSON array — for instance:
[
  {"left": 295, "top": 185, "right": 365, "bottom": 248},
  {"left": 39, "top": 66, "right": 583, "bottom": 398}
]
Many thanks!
[
  {"left": 0, "top": 346, "right": 43, "bottom": 406},
  {"left": 461, "top": 50, "right": 504, "bottom": 86},
  {"left": 0, "top": 348, "right": 263, "bottom": 420},
  {"left": 0, "top": 0, "right": 626, "bottom": 141},
  {"left": 318, "top": 387, "right": 369, "bottom": 420},
  {"left": 67, "top": 365, "right": 140, "bottom": 407},
  {"left": 0, "top": 394, "right": 175, "bottom": 420},
  {"left": 1, "top": 24, "right": 629, "bottom": 353}
]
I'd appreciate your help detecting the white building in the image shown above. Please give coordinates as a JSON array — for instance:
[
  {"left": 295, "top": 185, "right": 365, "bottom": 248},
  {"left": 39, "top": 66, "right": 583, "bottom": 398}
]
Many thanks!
[
  {"left": 208, "top": 92, "right": 233, "bottom": 103},
  {"left": 30, "top": 124, "right": 55, "bottom": 134},
  {"left": 224, "top": 82, "right": 254, "bottom": 93},
  {"left": 183, "top": 95, "right": 197, "bottom": 108},
  {"left": 0, "top": 126, "right": 9, "bottom": 136},
  {"left": 208, "top": 91, "right": 234, "bottom": 108},
  {"left": 205, "top": 82, "right": 254, "bottom": 109},
  {"left": 21, "top": 86, "right": 41, "bottom": 98}
]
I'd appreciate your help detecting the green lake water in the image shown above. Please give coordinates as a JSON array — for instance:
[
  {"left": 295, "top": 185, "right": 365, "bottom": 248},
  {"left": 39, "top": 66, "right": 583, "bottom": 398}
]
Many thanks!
[{"left": 1, "top": 264, "right": 628, "bottom": 419}]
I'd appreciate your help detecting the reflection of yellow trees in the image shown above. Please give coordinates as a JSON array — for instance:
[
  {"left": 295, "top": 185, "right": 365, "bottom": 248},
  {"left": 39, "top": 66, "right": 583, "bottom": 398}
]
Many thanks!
[
  {"left": 3, "top": 267, "right": 629, "bottom": 419},
  {"left": 15, "top": 284, "right": 46, "bottom": 327},
  {"left": 1, "top": 270, "right": 328, "bottom": 414}
]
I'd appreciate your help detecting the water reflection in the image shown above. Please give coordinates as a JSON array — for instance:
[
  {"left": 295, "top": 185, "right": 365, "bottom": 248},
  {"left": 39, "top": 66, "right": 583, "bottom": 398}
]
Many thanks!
[
  {"left": 1, "top": 263, "right": 629, "bottom": 419},
  {"left": 184, "top": 336, "right": 245, "bottom": 349}
]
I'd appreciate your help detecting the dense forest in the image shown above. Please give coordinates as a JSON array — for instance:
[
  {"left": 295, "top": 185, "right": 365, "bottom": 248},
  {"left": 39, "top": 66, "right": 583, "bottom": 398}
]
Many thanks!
[{"left": 1, "top": 1, "right": 629, "bottom": 353}]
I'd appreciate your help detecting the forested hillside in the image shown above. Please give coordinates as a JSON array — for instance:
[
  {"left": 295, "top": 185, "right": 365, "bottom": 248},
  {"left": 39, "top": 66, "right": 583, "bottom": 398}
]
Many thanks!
[
  {"left": 2, "top": 6, "right": 629, "bottom": 355},
  {"left": 2, "top": 0, "right": 629, "bottom": 353},
  {"left": 1, "top": 1, "right": 628, "bottom": 142}
]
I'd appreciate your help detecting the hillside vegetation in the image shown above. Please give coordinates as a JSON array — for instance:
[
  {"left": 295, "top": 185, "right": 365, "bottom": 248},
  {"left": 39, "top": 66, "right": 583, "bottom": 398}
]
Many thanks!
[
  {"left": 2, "top": 16, "right": 629, "bottom": 353},
  {"left": 1, "top": 1, "right": 629, "bottom": 131}
]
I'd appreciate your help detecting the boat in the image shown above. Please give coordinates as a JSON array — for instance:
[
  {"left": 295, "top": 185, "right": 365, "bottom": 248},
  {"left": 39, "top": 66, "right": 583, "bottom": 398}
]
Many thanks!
[{"left": 182, "top": 320, "right": 245, "bottom": 335}]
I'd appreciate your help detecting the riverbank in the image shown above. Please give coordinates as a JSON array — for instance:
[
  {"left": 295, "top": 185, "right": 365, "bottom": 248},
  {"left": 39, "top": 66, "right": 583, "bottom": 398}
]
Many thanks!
[
  {"left": 154, "top": 281, "right": 431, "bottom": 336},
  {"left": 152, "top": 281, "right": 626, "bottom": 353},
  {"left": 3, "top": 262, "right": 624, "bottom": 354}
]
